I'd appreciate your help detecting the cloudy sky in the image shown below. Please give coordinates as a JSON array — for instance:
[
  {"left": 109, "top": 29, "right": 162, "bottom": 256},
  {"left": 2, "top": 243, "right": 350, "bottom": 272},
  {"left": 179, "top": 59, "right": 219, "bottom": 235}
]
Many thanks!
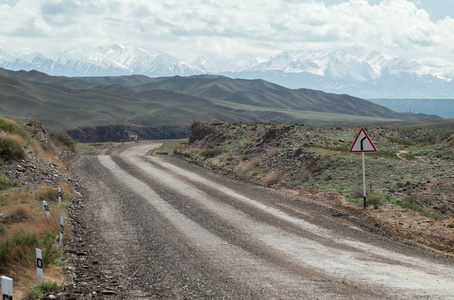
[{"left": 0, "top": 0, "right": 453, "bottom": 62}]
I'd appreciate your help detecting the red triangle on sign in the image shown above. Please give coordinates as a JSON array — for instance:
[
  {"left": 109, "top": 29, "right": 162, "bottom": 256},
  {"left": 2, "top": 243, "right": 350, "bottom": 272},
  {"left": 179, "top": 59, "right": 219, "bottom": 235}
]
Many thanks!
[{"left": 349, "top": 128, "right": 377, "bottom": 153}]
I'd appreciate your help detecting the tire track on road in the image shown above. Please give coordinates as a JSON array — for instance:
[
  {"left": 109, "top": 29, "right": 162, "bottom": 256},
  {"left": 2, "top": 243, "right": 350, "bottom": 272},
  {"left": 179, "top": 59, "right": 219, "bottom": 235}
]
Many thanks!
[
  {"left": 100, "top": 155, "right": 354, "bottom": 299},
  {"left": 119, "top": 154, "right": 454, "bottom": 299},
  {"left": 92, "top": 143, "right": 454, "bottom": 299}
]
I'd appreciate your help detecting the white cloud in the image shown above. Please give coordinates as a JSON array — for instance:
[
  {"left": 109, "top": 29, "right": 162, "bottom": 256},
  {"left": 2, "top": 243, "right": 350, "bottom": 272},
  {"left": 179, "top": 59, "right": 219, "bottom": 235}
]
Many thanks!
[{"left": 0, "top": 0, "right": 452, "bottom": 61}]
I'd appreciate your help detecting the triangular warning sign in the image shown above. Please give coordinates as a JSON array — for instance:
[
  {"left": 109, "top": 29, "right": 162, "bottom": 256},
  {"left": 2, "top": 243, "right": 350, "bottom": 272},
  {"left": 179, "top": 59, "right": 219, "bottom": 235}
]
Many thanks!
[{"left": 349, "top": 128, "right": 377, "bottom": 153}]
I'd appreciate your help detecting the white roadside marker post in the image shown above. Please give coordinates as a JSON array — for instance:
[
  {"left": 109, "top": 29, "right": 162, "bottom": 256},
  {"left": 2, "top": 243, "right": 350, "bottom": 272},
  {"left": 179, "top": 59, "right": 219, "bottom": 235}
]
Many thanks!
[
  {"left": 58, "top": 187, "right": 62, "bottom": 204},
  {"left": 349, "top": 128, "right": 377, "bottom": 209},
  {"left": 42, "top": 201, "right": 50, "bottom": 219},
  {"left": 36, "top": 248, "right": 43, "bottom": 283},
  {"left": 1, "top": 275, "right": 13, "bottom": 300},
  {"left": 59, "top": 216, "right": 64, "bottom": 250}
]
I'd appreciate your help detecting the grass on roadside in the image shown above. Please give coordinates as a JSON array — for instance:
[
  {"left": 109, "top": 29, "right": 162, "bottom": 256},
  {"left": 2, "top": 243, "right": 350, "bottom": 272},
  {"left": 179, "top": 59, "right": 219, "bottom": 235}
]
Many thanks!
[
  {"left": 154, "top": 139, "right": 188, "bottom": 156},
  {"left": 26, "top": 281, "right": 60, "bottom": 300},
  {"left": 75, "top": 142, "right": 117, "bottom": 155},
  {"left": 0, "top": 184, "right": 72, "bottom": 293}
]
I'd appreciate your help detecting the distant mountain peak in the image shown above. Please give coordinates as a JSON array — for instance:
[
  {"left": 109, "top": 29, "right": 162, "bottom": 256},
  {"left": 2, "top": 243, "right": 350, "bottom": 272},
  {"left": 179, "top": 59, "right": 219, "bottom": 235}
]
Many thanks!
[{"left": 1, "top": 45, "right": 453, "bottom": 98}]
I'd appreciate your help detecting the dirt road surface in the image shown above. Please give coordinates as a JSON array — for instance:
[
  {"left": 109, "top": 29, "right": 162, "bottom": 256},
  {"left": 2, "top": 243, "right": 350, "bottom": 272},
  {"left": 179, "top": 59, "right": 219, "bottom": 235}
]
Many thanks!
[{"left": 71, "top": 142, "right": 454, "bottom": 299}]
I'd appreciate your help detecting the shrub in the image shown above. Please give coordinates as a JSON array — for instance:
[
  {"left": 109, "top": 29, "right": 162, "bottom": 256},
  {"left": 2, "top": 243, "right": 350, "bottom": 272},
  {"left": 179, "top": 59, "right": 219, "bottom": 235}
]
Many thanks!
[
  {"left": 0, "top": 136, "right": 25, "bottom": 160},
  {"left": 36, "top": 185, "right": 62, "bottom": 203},
  {"left": 263, "top": 171, "right": 281, "bottom": 187},
  {"left": 0, "top": 117, "right": 33, "bottom": 145},
  {"left": 0, "top": 232, "right": 39, "bottom": 273},
  {"left": 40, "top": 142, "right": 56, "bottom": 155},
  {"left": 7, "top": 204, "right": 32, "bottom": 222},
  {"left": 366, "top": 192, "right": 386, "bottom": 208},
  {"left": 0, "top": 176, "right": 20, "bottom": 190},
  {"left": 155, "top": 151, "right": 169, "bottom": 156},
  {"left": 49, "top": 131, "right": 75, "bottom": 152},
  {"left": 0, "top": 117, "right": 20, "bottom": 134},
  {"left": 200, "top": 146, "right": 224, "bottom": 158},
  {"left": 26, "top": 281, "right": 60, "bottom": 300}
]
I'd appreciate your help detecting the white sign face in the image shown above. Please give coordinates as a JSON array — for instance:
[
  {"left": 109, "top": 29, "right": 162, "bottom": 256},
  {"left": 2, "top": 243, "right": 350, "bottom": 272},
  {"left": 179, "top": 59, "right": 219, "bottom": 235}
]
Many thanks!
[
  {"left": 43, "top": 201, "right": 50, "bottom": 219},
  {"left": 36, "top": 248, "right": 43, "bottom": 283},
  {"left": 349, "top": 128, "right": 377, "bottom": 153},
  {"left": 1, "top": 275, "right": 13, "bottom": 300}
]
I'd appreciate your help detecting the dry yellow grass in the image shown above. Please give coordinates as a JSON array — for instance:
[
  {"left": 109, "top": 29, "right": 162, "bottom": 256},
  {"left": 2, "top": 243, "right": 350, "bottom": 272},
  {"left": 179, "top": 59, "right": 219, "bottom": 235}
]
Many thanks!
[
  {"left": 4, "top": 203, "right": 33, "bottom": 222},
  {"left": 1, "top": 132, "right": 27, "bottom": 147},
  {"left": 0, "top": 118, "right": 72, "bottom": 296},
  {"left": 263, "top": 171, "right": 281, "bottom": 187},
  {"left": 236, "top": 156, "right": 262, "bottom": 177},
  {"left": 1, "top": 184, "right": 71, "bottom": 295}
]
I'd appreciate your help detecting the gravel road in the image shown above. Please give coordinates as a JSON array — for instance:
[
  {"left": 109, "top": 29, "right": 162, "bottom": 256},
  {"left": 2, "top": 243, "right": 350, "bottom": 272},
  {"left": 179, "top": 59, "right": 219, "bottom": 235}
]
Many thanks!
[{"left": 71, "top": 142, "right": 454, "bottom": 299}]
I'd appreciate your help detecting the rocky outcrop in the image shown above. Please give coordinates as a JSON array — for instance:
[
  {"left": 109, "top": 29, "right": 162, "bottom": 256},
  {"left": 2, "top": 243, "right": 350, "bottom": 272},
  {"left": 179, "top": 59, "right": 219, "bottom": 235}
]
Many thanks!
[{"left": 66, "top": 124, "right": 192, "bottom": 143}]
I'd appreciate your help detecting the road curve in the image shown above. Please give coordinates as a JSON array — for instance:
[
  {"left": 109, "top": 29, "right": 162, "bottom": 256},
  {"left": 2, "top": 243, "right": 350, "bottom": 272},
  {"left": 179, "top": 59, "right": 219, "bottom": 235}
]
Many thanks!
[{"left": 76, "top": 142, "right": 454, "bottom": 299}]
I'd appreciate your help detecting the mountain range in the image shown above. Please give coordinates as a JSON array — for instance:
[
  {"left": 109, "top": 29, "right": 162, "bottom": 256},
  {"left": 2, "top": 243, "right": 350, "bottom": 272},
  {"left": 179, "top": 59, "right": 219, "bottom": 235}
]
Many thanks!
[
  {"left": 0, "top": 67, "right": 437, "bottom": 138},
  {"left": 1, "top": 44, "right": 453, "bottom": 99}
]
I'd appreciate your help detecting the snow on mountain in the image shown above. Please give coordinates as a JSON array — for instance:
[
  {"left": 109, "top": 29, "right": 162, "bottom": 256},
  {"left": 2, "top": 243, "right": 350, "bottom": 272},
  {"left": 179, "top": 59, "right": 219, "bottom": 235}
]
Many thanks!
[
  {"left": 0, "top": 44, "right": 205, "bottom": 77},
  {"left": 0, "top": 45, "right": 453, "bottom": 98},
  {"left": 96, "top": 44, "right": 205, "bottom": 76},
  {"left": 188, "top": 56, "right": 239, "bottom": 73},
  {"left": 238, "top": 47, "right": 454, "bottom": 82}
]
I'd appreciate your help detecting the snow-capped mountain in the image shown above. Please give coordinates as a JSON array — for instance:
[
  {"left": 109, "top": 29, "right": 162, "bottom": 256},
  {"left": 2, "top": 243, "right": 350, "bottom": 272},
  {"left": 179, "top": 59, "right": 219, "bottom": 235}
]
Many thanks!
[
  {"left": 0, "top": 44, "right": 204, "bottom": 77},
  {"left": 1, "top": 45, "right": 453, "bottom": 98},
  {"left": 229, "top": 47, "right": 454, "bottom": 98}
]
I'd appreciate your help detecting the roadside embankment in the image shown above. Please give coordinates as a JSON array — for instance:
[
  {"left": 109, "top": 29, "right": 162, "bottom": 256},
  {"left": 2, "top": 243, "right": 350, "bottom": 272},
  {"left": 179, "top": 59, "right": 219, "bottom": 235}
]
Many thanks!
[{"left": 174, "top": 120, "right": 454, "bottom": 254}]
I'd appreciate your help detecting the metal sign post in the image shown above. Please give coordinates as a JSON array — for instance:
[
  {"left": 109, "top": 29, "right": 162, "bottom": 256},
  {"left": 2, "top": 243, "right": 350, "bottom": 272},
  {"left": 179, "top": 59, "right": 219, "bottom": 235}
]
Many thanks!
[
  {"left": 59, "top": 216, "right": 64, "bottom": 249},
  {"left": 58, "top": 187, "right": 62, "bottom": 204},
  {"left": 350, "top": 128, "right": 377, "bottom": 209},
  {"left": 42, "top": 201, "right": 50, "bottom": 219},
  {"left": 1, "top": 275, "right": 13, "bottom": 300},
  {"left": 36, "top": 248, "right": 43, "bottom": 283}
]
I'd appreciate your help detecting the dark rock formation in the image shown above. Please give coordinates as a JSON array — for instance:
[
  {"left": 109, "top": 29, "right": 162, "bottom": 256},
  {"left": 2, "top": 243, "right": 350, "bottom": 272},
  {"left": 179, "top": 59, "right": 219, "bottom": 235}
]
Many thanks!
[{"left": 66, "top": 124, "right": 192, "bottom": 143}]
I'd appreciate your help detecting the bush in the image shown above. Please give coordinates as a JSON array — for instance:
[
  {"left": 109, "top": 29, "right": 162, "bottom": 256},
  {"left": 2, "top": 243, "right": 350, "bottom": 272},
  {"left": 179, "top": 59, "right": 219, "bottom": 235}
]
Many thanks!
[
  {"left": 0, "top": 117, "right": 20, "bottom": 133},
  {"left": 40, "top": 142, "right": 56, "bottom": 155},
  {"left": 36, "top": 185, "right": 61, "bottom": 202},
  {"left": 26, "top": 281, "right": 60, "bottom": 300},
  {"left": 366, "top": 192, "right": 386, "bottom": 208},
  {"left": 0, "top": 176, "right": 20, "bottom": 190},
  {"left": 0, "top": 136, "right": 25, "bottom": 160},
  {"left": 0, "top": 117, "right": 33, "bottom": 145},
  {"left": 0, "top": 229, "right": 61, "bottom": 274},
  {"left": 49, "top": 131, "right": 75, "bottom": 152},
  {"left": 200, "top": 147, "right": 224, "bottom": 158},
  {"left": 155, "top": 151, "right": 169, "bottom": 156},
  {"left": 0, "top": 232, "right": 39, "bottom": 273},
  {"left": 7, "top": 204, "right": 32, "bottom": 222}
]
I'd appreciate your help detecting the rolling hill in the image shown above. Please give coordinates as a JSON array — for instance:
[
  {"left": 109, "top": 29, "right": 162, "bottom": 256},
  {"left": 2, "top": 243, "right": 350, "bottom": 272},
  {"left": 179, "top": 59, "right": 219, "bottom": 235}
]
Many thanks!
[{"left": 0, "top": 67, "right": 440, "bottom": 141}]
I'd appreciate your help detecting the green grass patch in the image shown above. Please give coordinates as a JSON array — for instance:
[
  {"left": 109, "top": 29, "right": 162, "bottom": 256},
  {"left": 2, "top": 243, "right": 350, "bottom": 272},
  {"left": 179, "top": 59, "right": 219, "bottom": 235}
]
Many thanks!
[
  {"left": 0, "top": 136, "right": 25, "bottom": 161},
  {"left": 75, "top": 142, "right": 114, "bottom": 155},
  {"left": 49, "top": 131, "right": 75, "bottom": 152},
  {"left": 154, "top": 139, "right": 188, "bottom": 156},
  {"left": 0, "top": 176, "right": 20, "bottom": 190},
  {"left": 200, "top": 146, "right": 225, "bottom": 158},
  {"left": 26, "top": 281, "right": 60, "bottom": 300},
  {"left": 0, "top": 117, "right": 33, "bottom": 145}
]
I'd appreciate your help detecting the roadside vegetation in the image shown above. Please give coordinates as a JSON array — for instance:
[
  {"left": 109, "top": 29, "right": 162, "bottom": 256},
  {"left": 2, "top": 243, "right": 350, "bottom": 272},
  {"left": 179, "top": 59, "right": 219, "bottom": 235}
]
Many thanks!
[
  {"left": 75, "top": 141, "right": 117, "bottom": 155},
  {"left": 172, "top": 120, "right": 454, "bottom": 252},
  {"left": 154, "top": 139, "right": 188, "bottom": 156},
  {"left": 0, "top": 117, "right": 74, "bottom": 299}
]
